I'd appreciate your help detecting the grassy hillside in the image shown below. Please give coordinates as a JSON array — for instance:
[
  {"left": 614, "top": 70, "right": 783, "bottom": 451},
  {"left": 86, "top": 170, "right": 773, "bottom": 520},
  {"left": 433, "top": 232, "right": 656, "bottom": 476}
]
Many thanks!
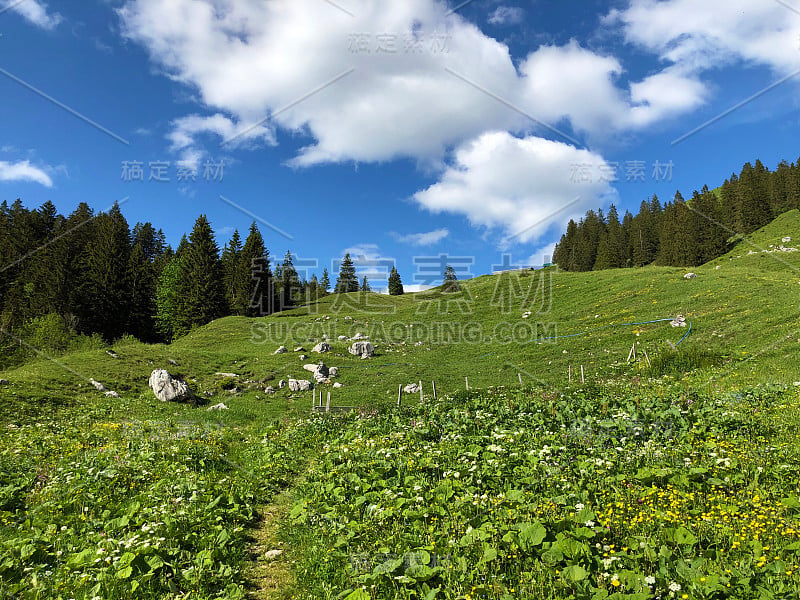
[
  {"left": 3, "top": 212, "right": 800, "bottom": 599},
  {"left": 5, "top": 210, "right": 800, "bottom": 410}
]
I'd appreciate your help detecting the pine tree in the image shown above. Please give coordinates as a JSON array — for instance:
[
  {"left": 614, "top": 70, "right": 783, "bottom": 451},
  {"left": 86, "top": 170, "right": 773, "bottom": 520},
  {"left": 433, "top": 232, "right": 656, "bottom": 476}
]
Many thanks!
[
  {"left": 442, "top": 265, "right": 460, "bottom": 292},
  {"left": 174, "top": 215, "right": 225, "bottom": 335},
  {"left": 335, "top": 253, "right": 359, "bottom": 293},
  {"left": 388, "top": 266, "right": 404, "bottom": 295},
  {"left": 361, "top": 276, "right": 371, "bottom": 292}
]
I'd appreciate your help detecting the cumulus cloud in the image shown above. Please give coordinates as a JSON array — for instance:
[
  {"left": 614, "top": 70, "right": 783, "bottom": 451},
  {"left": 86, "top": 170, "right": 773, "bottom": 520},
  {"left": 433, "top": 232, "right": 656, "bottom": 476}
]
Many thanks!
[
  {"left": 488, "top": 6, "right": 524, "bottom": 26},
  {"left": 413, "top": 131, "right": 615, "bottom": 244},
  {"left": 391, "top": 228, "right": 450, "bottom": 246},
  {"left": 0, "top": 160, "right": 53, "bottom": 187},
  {"left": 118, "top": 0, "right": 705, "bottom": 168},
  {"left": 519, "top": 41, "right": 707, "bottom": 135},
  {"left": 606, "top": 0, "right": 800, "bottom": 75},
  {"left": 7, "top": 0, "right": 62, "bottom": 30},
  {"left": 168, "top": 113, "right": 274, "bottom": 165}
]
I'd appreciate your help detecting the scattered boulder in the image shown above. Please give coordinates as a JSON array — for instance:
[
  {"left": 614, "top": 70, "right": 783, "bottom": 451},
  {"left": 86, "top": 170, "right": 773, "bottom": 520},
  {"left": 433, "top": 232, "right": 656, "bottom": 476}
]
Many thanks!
[
  {"left": 351, "top": 332, "right": 368, "bottom": 340},
  {"left": 106, "top": 350, "right": 119, "bottom": 359},
  {"left": 349, "top": 341, "right": 375, "bottom": 359},
  {"left": 0, "top": 379, "right": 8, "bottom": 385},
  {"left": 294, "top": 347, "right": 306, "bottom": 352},
  {"left": 273, "top": 346, "right": 288, "bottom": 355},
  {"left": 148, "top": 369, "right": 195, "bottom": 403},
  {"left": 265, "top": 549, "right": 283, "bottom": 560},
  {"left": 215, "top": 372, "right": 239, "bottom": 378},
  {"left": 715, "top": 265, "right": 721, "bottom": 270},
  {"left": 303, "top": 364, "right": 318, "bottom": 373},
  {"left": 278, "top": 379, "right": 287, "bottom": 389},
  {"left": 312, "top": 342, "right": 331, "bottom": 353},
  {"left": 322, "top": 334, "right": 330, "bottom": 341},
  {"left": 344, "top": 316, "right": 353, "bottom": 321},
  {"left": 404, "top": 383, "right": 420, "bottom": 394},
  {"left": 338, "top": 335, "right": 348, "bottom": 341},
  {"left": 333, "top": 382, "right": 344, "bottom": 388},
  {"left": 104, "top": 391, "right": 120, "bottom": 398},
  {"left": 288, "top": 379, "right": 312, "bottom": 392},
  {"left": 299, "top": 354, "right": 308, "bottom": 360},
  {"left": 207, "top": 403, "right": 229, "bottom": 411},
  {"left": 328, "top": 367, "right": 339, "bottom": 378},
  {"left": 670, "top": 315, "right": 687, "bottom": 328},
  {"left": 683, "top": 273, "right": 697, "bottom": 279},
  {"left": 167, "top": 358, "right": 179, "bottom": 366},
  {"left": 784, "top": 236, "right": 792, "bottom": 243},
  {"left": 90, "top": 379, "right": 106, "bottom": 392},
  {"left": 264, "top": 386, "right": 276, "bottom": 394}
]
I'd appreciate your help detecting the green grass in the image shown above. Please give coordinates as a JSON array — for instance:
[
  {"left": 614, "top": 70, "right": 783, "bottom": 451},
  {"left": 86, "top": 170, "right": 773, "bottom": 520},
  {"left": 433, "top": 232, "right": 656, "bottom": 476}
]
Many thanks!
[{"left": 2, "top": 212, "right": 800, "bottom": 598}]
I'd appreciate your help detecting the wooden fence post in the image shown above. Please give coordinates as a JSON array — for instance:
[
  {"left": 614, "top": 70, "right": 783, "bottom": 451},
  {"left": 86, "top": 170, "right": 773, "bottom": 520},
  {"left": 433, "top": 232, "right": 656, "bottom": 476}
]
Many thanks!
[
  {"left": 432, "top": 380, "right": 437, "bottom": 399},
  {"left": 518, "top": 372, "right": 523, "bottom": 386},
  {"left": 581, "top": 365, "right": 585, "bottom": 384},
  {"left": 568, "top": 364, "right": 572, "bottom": 384},
  {"left": 465, "top": 377, "right": 469, "bottom": 390},
  {"left": 397, "top": 384, "right": 402, "bottom": 407},
  {"left": 326, "top": 392, "right": 331, "bottom": 413}
]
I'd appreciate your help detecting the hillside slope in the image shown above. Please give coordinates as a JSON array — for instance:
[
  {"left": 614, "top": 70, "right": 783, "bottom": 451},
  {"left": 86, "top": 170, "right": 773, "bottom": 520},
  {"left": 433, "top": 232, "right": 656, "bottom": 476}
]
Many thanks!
[{"left": 3, "top": 211, "right": 800, "bottom": 412}]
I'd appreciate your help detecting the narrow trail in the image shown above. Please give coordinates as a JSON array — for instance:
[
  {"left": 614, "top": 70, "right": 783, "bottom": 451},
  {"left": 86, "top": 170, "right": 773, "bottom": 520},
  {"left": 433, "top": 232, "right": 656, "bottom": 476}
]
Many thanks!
[{"left": 245, "top": 487, "right": 296, "bottom": 600}]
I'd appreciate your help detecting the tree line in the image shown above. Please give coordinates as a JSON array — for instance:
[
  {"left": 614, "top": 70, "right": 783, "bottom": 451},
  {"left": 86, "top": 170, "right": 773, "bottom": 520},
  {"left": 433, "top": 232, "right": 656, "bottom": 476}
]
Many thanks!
[
  {"left": 0, "top": 201, "right": 406, "bottom": 364},
  {"left": 553, "top": 158, "right": 800, "bottom": 271}
]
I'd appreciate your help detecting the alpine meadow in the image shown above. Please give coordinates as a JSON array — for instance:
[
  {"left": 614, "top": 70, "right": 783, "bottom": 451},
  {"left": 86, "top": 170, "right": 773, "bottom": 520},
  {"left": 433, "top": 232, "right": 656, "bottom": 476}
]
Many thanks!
[{"left": 3, "top": 2, "right": 800, "bottom": 600}]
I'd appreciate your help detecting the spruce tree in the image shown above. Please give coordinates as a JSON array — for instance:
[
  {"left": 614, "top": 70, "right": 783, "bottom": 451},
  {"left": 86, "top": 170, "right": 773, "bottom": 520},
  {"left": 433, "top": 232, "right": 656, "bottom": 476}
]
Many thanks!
[
  {"left": 174, "top": 215, "right": 225, "bottom": 335},
  {"left": 388, "top": 266, "right": 404, "bottom": 295},
  {"left": 237, "top": 223, "right": 271, "bottom": 316},
  {"left": 442, "top": 265, "right": 460, "bottom": 292},
  {"left": 127, "top": 222, "right": 165, "bottom": 341},
  {"left": 77, "top": 202, "right": 131, "bottom": 340},
  {"left": 280, "top": 251, "right": 300, "bottom": 309},
  {"left": 335, "top": 253, "right": 359, "bottom": 293},
  {"left": 221, "top": 230, "right": 242, "bottom": 313},
  {"left": 361, "top": 276, "right": 371, "bottom": 292},
  {"left": 320, "top": 268, "right": 331, "bottom": 294}
]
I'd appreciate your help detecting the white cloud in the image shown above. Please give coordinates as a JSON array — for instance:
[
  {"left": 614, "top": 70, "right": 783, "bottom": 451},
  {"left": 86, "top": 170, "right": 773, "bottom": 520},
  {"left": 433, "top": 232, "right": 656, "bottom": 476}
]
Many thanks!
[
  {"left": 519, "top": 41, "right": 707, "bottom": 135},
  {"left": 168, "top": 113, "right": 274, "bottom": 165},
  {"left": 391, "top": 228, "right": 449, "bottom": 246},
  {"left": 118, "top": 0, "right": 704, "bottom": 167},
  {"left": 0, "top": 160, "right": 53, "bottom": 187},
  {"left": 606, "top": 0, "right": 800, "bottom": 76},
  {"left": 413, "top": 131, "right": 615, "bottom": 244},
  {"left": 488, "top": 6, "right": 524, "bottom": 26},
  {"left": 9, "top": 0, "right": 62, "bottom": 30}
]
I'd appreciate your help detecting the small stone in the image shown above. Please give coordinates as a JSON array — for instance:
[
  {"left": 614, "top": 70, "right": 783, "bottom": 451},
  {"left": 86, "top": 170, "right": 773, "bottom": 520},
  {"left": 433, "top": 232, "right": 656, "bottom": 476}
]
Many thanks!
[
  {"left": 207, "top": 403, "right": 229, "bottom": 411},
  {"left": 273, "top": 346, "right": 288, "bottom": 354},
  {"left": 265, "top": 549, "right": 283, "bottom": 560},
  {"left": 90, "top": 379, "right": 106, "bottom": 392}
]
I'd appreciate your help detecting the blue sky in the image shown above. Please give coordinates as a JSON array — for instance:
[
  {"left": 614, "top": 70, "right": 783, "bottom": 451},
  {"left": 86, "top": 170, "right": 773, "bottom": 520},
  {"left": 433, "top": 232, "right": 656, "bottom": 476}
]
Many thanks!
[{"left": 2, "top": 0, "right": 799, "bottom": 291}]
